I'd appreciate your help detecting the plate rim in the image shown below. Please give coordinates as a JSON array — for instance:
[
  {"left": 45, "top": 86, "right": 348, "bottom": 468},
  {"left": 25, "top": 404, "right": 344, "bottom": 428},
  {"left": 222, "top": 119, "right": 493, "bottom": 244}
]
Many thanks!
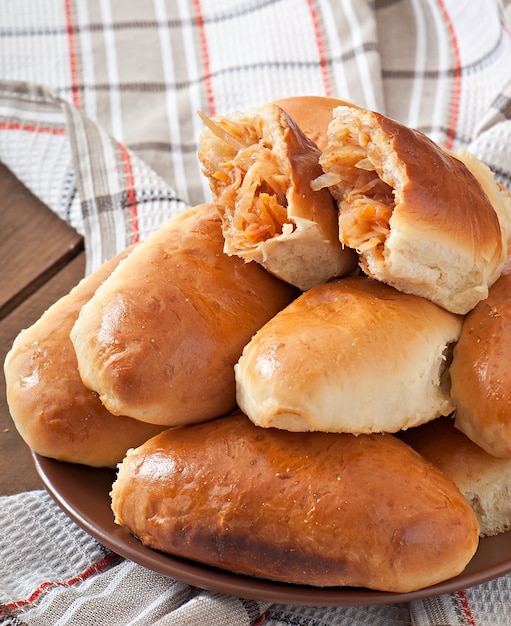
[{"left": 31, "top": 451, "right": 511, "bottom": 607}]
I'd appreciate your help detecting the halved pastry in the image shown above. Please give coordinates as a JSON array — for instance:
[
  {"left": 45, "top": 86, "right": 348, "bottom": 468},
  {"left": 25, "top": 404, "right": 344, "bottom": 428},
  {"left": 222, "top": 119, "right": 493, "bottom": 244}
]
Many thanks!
[
  {"left": 274, "top": 95, "right": 359, "bottom": 151},
  {"left": 312, "top": 105, "right": 507, "bottom": 314},
  {"left": 198, "top": 103, "right": 357, "bottom": 291}
]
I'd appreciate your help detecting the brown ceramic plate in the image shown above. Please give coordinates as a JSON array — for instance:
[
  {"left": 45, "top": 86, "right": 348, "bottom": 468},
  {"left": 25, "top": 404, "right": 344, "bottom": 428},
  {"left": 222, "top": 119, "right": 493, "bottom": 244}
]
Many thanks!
[{"left": 32, "top": 451, "right": 511, "bottom": 607}]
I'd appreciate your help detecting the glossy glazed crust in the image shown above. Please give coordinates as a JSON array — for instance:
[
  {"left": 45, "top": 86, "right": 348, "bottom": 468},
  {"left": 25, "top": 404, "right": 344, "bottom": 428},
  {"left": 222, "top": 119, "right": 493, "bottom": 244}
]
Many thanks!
[
  {"left": 70, "top": 203, "right": 297, "bottom": 425},
  {"left": 320, "top": 106, "right": 506, "bottom": 314},
  {"left": 274, "top": 95, "right": 359, "bottom": 151},
  {"left": 3, "top": 247, "right": 166, "bottom": 467},
  {"left": 111, "top": 413, "right": 479, "bottom": 593},
  {"left": 452, "top": 148, "right": 511, "bottom": 249},
  {"left": 198, "top": 104, "right": 357, "bottom": 291},
  {"left": 450, "top": 254, "right": 511, "bottom": 458},
  {"left": 235, "top": 276, "right": 463, "bottom": 434},
  {"left": 378, "top": 113, "right": 503, "bottom": 266},
  {"left": 400, "top": 416, "right": 511, "bottom": 537}
]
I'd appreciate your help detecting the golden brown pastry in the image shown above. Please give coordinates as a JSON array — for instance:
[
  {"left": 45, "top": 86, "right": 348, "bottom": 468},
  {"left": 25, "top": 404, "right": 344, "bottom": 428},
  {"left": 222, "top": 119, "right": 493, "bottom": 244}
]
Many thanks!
[
  {"left": 401, "top": 416, "right": 511, "bottom": 538},
  {"left": 450, "top": 252, "right": 511, "bottom": 458},
  {"left": 70, "top": 203, "right": 297, "bottom": 426},
  {"left": 3, "top": 248, "right": 166, "bottom": 467},
  {"left": 274, "top": 95, "right": 359, "bottom": 151},
  {"left": 312, "top": 105, "right": 506, "bottom": 314},
  {"left": 111, "top": 413, "right": 479, "bottom": 593},
  {"left": 235, "top": 276, "right": 463, "bottom": 434},
  {"left": 454, "top": 148, "right": 511, "bottom": 247},
  {"left": 197, "top": 103, "right": 357, "bottom": 291}
]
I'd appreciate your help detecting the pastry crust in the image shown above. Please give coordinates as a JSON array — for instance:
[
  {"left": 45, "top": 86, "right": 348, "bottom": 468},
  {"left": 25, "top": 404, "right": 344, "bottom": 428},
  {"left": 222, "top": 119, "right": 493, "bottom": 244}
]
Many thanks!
[
  {"left": 313, "top": 106, "right": 506, "bottom": 314},
  {"left": 3, "top": 247, "right": 166, "bottom": 467},
  {"left": 70, "top": 203, "right": 297, "bottom": 425},
  {"left": 401, "top": 416, "right": 511, "bottom": 538},
  {"left": 198, "top": 103, "right": 357, "bottom": 291},
  {"left": 454, "top": 147, "right": 511, "bottom": 248},
  {"left": 111, "top": 413, "right": 479, "bottom": 593},
  {"left": 274, "top": 95, "right": 360, "bottom": 151},
  {"left": 235, "top": 276, "right": 463, "bottom": 434},
  {"left": 450, "top": 251, "right": 511, "bottom": 458}
]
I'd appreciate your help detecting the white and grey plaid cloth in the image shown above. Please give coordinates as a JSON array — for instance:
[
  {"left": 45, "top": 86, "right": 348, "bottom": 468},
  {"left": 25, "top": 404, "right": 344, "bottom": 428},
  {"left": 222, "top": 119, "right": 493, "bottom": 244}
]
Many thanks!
[{"left": 2, "top": 1, "right": 511, "bottom": 624}]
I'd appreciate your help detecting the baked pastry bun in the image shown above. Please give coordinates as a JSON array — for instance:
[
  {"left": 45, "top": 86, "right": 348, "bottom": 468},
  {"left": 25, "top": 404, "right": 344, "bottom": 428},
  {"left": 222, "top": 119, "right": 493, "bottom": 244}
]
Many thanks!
[
  {"left": 111, "top": 413, "right": 479, "bottom": 593},
  {"left": 450, "top": 251, "right": 511, "bottom": 458},
  {"left": 454, "top": 147, "right": 511, "bottom": 247},
  {"left": 312, "top": 105, "right": 506, "bottom": 314},
  {"left": 71, "top": 203, "right": 297, "bottom": 426},
  {"left": 401, "top": 416, "right": 511, "bottom": 538},
  {"left": 235, "top": 276, "right": 463, "bottom": 434},
  {"left": 274, "top": 95, "right": 359, "bottom": 151},
  {"left": 197, "top": 103, "right": 357, "bottom": 291},
  {"left": 3, "top": 248, "right": 166, "bottom": 468}
]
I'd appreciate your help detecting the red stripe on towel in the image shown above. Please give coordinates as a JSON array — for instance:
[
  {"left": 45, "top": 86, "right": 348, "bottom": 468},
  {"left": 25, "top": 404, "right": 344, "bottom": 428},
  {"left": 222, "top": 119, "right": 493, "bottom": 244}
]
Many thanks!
[
  {"left": 0, "top": 121, "right": 66, "bottom": 135},
  {"left": 118, "top": 142, "right": 140, "bottom": 244},
  {"left": 306, "top": 0, "right": 333, "bottom": 96},
  {"left": 457, "top": 590, "right": 477, "bottom": 626},
  {"left": 437, "top": 0, "right": 462, "bottom": 149},
  {"left": 192, "top": 0, "right": 216, "bottom": 116},
  {"left": 1, "top": 551, "right": 122, "bottom": 616},
  {"left": 64, "top": 0, "right": 81, "bottom": 108}
]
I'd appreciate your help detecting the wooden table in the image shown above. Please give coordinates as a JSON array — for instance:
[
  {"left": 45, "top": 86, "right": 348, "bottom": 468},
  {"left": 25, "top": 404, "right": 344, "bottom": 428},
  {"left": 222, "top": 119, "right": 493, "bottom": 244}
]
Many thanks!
[{"left": 0, "top": 162, "right": 86, "bottom": 495}]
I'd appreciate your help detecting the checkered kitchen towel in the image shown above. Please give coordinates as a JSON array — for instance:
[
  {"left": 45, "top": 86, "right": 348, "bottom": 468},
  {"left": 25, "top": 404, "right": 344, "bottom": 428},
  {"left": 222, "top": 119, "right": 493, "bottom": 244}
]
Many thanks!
[
  {"left": 2, "top": 491, "right": 511, "bottom": 626},
  {"left": 2, "top": 0, "right": 511, "bottom": 274},
  {"left": 2, "top": 1, "right": 511, "bottom": 624}
]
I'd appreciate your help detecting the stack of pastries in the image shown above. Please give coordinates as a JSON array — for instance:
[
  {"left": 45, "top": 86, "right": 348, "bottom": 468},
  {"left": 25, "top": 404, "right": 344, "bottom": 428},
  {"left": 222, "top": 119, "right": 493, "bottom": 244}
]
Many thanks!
[{"left": 5, "top": 95, "right": 511, "bottom": 594}]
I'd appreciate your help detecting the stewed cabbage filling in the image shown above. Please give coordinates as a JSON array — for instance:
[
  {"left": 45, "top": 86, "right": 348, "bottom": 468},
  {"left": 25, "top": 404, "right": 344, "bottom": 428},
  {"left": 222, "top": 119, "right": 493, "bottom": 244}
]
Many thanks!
[
  {"left": 312, "top": 123, "right": 395, "bottom": 253},
  {"left": 199, "top": 112, "right": 294, "bottom": 249}
]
